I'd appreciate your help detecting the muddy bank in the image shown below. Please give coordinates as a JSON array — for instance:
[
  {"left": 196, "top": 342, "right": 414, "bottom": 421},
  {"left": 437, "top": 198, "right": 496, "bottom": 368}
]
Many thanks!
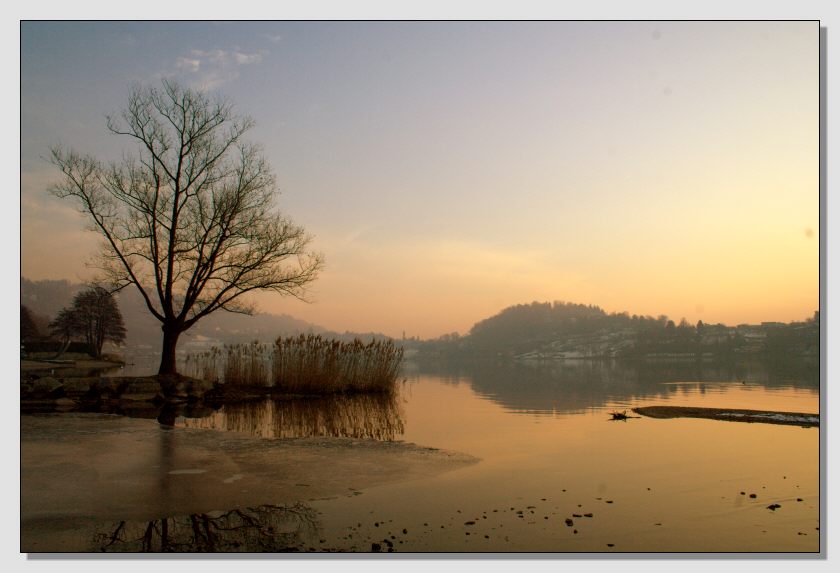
[
  {"left": 21, "top": 413, "right": 478, "bottom": 552},
  {"left": 633, "top": 406, "right": 818, "bottom": 427}
]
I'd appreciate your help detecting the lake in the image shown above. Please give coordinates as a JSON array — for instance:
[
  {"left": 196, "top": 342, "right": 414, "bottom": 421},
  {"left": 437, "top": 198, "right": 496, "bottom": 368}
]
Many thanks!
[
  {"left": 177, "top": 359, "right": 818, "bottom": 552},
  {"left": 23, "top": 358, "right": 820, "bottom": 553}
]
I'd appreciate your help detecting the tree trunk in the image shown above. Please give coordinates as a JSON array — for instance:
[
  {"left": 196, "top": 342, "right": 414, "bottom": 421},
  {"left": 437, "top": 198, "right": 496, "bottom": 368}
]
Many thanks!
[{"left": 158, "top": 325, "right": 182, "bottom": 375}]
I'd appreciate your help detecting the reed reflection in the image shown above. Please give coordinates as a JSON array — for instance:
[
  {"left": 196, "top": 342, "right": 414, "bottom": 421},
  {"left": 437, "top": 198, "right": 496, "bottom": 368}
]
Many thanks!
[
  {"left": 180, "top": 393, "right": 405, "bottom": 441},
  {"left": 93, "top": 502, "right": 318, "bottom": 552}
]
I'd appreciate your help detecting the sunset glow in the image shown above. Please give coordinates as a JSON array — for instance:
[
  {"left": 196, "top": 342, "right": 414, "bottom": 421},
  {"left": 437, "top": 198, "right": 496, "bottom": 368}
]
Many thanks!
[{"left": 21, "top": 21, "right": 818, "bottom": 337}]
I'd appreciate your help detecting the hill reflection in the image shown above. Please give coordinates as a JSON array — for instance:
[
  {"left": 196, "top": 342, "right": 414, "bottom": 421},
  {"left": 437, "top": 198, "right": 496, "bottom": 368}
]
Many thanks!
[
  {"left": 411, "top": 358, "right": 818, "bottom": 415},
  {"left": 179, "top": 393, "right": 405, "bottom": 440}
]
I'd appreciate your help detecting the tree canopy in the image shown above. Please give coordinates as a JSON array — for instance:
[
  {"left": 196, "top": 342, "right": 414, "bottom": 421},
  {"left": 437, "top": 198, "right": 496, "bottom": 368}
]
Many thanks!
[
  {"left": 49, "top": 287, "right": 126, "bottom": 358},
  {"left": 49, "top": 79, "right": 323, "bottom": 374}
]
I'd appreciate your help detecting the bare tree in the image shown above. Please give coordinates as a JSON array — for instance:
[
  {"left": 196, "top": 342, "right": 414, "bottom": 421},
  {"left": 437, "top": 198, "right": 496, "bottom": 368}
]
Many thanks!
[{"left": 49, "top": 79, "right": 323, "bottom": 375}]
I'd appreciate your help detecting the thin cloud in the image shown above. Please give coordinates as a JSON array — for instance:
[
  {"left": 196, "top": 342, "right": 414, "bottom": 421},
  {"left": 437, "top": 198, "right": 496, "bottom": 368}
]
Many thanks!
[{"left": 171, "top": 48, "right": 264, "bottom": 89}]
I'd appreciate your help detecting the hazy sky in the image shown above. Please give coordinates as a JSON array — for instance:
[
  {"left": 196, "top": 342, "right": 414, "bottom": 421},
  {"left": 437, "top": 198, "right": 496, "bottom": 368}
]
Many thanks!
[{"left": 20, "top": 21, "right": 818, "bottom": 338}]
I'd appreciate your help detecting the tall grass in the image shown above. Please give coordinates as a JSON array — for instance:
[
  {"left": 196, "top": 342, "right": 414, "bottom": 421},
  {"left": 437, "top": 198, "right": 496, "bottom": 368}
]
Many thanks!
[{"left": 184, "top": 335, "right": 404, "bottom": 394}]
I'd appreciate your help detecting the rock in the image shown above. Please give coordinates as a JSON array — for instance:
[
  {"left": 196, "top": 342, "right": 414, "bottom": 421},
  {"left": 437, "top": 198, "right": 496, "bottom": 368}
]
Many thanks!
[
  {"left": 61, "top": 377, "right": 98, "bottom": 397},
  {"left": 159, "top": 375, "right": 215, "bottom": 400},
  {"left": 371, "top": 543, "right": 381, "bottom": 552},
  {"left": 565, "top": 518, "right": 574, "bottom": 527},
  {"left": 749, "top": 494, "right": 757, "bottom": 499},
  {"left": 119, "top": 378, "right": 165, "bottom": 402},
  {"left": 96, "top": 377, "right": 126, "bottom": 397},
  {"left": 31, "top": 376, "right": 62, "bottom": 396}
]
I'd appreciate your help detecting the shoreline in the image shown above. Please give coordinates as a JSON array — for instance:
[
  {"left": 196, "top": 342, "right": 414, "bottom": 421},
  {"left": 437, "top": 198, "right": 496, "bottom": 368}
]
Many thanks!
[{"left": 21, "top": 413, "right": 478, "bottom": 552}]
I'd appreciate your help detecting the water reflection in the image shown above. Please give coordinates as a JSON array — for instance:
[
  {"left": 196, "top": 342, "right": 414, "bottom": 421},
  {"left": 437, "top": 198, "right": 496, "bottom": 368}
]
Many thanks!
[
  {"left": 413, "top": 358, "right": 818, "bottom": 415},
  {"left": 93, "top": 503, "right": 319, "bottom": 552},
  {"left": 178, "top": 393, "right": 405, "bottom": 440}
]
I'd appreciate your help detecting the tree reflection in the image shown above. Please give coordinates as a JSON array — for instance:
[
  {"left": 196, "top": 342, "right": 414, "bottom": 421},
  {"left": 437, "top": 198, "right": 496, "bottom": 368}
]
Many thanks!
[
  {"left": 180, "top": 393, "right": 405, "bottom": 440},
  {"left": 93, "top": 502, "right": 318, "bottom": 552}
]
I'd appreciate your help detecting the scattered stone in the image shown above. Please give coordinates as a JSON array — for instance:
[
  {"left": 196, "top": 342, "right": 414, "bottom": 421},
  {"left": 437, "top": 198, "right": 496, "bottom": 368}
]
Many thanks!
[
  {"left": 767, "top": 504, "right": 781, "bottom": 511},
  {"left": 371, "top": 543, "right": 381, "bottom": 551},
  {"left": 573, "top": 529, "right": 578, "bottom": 534},
  {"left": 374, "top": 522, "right": 379, "bottom": 527},
  {"left": 749, "top": 494, "right": 757, "bottom": 499},
  {"left": 464, "top": 521, "right": 475, "bottom": 526},
  {"left": 797, "top": 498, "right": 803, "bottom": 502},
  {"left": 607, "top": 543, "right": 614, "bottom": 547},
  {"left": 565, "top": 518, "right": 574, "bottom": 527},
  {"left": 584, "top": 513, "right": 593, "bottom": 518},
  {"left": 740, "top": 492, "right": 745, "bottom": 495},
  {"left": 402, "top": 528, "right": 407, "bottom": 534},
  {"left": 606, "top": 500, "right": 614, "bottom": 504}
]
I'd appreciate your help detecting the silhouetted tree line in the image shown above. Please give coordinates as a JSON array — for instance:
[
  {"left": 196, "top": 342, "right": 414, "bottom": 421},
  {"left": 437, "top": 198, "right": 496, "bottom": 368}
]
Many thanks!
[{"left": 416, "top": 301, "right": 819, "bottom": 362}]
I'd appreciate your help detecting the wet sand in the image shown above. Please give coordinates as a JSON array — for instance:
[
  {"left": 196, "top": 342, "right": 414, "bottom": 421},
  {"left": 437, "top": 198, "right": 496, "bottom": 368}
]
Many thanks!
[
  {"left": 21, "top": 413, "right": 478, "bottom": 552},
  {"left": 633, "top": 406, "right": 819, "bottom": 427}
]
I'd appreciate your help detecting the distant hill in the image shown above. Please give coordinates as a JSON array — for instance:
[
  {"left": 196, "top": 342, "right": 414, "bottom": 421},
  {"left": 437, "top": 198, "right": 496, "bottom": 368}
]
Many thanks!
[
  {"left": 415, "top": 300, "right": 819, "bottom": 362},
  {"left": 20, "top": 277, "right": 393, "bottom": 351}
]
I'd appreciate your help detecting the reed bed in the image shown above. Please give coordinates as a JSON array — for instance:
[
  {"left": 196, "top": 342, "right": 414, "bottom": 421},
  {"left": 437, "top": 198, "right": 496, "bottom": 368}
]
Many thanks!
[
  {"left": 184, "top": 334, "right": 404, "bottom": 394},
  {"left": 273, "top": 335, "right": 403, "bottom": 394}
]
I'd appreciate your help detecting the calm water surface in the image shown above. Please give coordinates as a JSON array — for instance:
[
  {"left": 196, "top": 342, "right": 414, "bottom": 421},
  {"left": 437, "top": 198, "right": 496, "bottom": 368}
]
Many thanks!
[{"left": 166, "top": 360, "right": 819, "bottom": 553}]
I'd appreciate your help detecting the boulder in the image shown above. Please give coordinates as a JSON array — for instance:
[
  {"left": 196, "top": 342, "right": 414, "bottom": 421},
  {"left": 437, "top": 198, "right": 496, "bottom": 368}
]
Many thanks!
[
  {"left": 119, "top": 378, "right": 165, "bottom": 402},
  {"left": 96, "top": 377, "right": 126, "bottom": 397},
  {"left": 31, "top": 376, "right": 63, "bottom": 396},
  {"left": 158, "top": 375, "right": 214, "bottom": 400},
  {"left": 61, "top": 377, "right": 99, "bottom": 397}
]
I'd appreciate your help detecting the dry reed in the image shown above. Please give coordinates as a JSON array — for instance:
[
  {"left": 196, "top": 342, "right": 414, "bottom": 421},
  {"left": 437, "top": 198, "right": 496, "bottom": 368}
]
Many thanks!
[{"left": 184, "top": 334, "right": 403, "bottom": 394}]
